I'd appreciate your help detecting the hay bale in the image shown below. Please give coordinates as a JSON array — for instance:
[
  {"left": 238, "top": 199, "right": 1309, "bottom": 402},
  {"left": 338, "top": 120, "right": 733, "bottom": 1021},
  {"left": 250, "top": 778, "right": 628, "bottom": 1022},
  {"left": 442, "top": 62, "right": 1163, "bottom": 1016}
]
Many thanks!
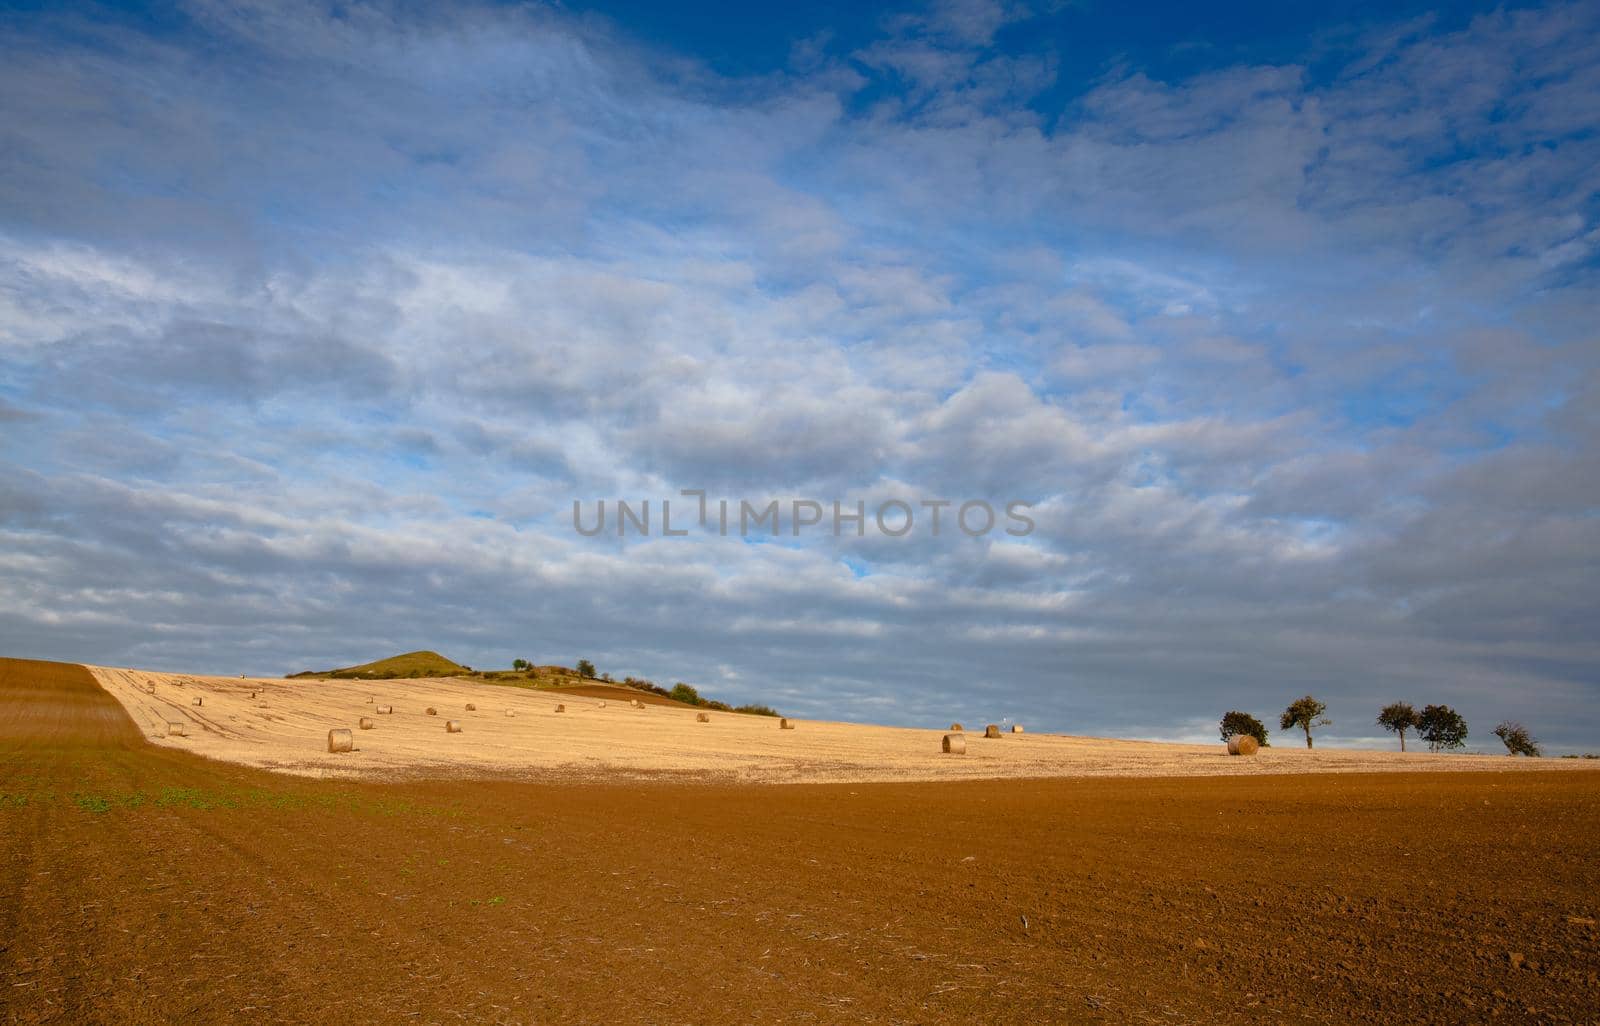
[
  {"left": 597, "top": 700, "right": 606, "bottom": 708},
  {"left": 779, "top": 718, "right": 795, "bottom": 730},
  {"left": 167, "top": 721, "right": 186, "bottom": 737},
  {"left": 1227, "top": 735, "right": 1259, "bottom": 756},
  {"left": 366, "top": 696, "right": 373, "bottom": 703},
  {"left": 465, "top": 703, "right": 476, "bottom": 711},
  {"left": 445, "top": 720, "right": 462, "bottom": 733},
  {"left": 425, "top": 707, "right": 437, "bottom": 716},
  {"left": 630, "top": 698, "right": 642, "bottom": 709},
  {"left": 696, "top": 712, "right": 710, "bottom": 723},
  {"left": 950, "top": 722, "right": 964, "bottom": 731},
  {"left": 1011, "top": 724, "right": 1025, "bottom": 734},
  {"left": 984, "top": 724, "right": 1001, "bottom": 738},
  {"left": 327, "top": 728, "right": 353, "bottom": 753},
  {"left": 192, "top": 697, "right": 203, "bottom": 706},
  {"left": 504, "top": 709, "right": 516, "bottom": 717},
  {"left": 555, "top": 704, "right": 566, "bottom": 713},
  {"left": 359, "top": 717, "right": 375, "bottom": 730},
  {"left": 943, "top": 733, "right": 966, "bottom": 754},
  {"left": 250, "top": 691, "right": 258, "bottom": 699},
  {"left": 376, "top": 704, "right": 393, "bottom": 714}
]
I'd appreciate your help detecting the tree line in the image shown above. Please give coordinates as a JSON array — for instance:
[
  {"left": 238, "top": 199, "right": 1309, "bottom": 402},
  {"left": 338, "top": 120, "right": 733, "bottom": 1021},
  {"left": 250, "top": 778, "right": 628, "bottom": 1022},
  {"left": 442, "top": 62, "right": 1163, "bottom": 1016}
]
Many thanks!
[
  {"left": 1219, "top": 698, "right": 1542, "bottom": 756},
  {"left": 509, "top": 657, "right": 780, "bottom": 717}
]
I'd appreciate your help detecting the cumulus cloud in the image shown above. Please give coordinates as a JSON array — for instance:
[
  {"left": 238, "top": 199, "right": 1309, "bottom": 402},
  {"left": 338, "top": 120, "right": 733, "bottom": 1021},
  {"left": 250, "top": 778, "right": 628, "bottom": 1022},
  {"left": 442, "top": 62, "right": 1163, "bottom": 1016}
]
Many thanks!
[{"left": 1, "top": 0, "right": 1597, "bottom": 749}]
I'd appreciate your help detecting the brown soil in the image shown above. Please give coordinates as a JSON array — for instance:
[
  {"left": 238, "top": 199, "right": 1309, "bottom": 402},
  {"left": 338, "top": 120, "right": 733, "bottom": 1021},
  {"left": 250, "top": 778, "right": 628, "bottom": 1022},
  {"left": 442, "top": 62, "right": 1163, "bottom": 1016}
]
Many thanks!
[{"left": 3, "top": 657, "right": 1598, "bottom": 1024}]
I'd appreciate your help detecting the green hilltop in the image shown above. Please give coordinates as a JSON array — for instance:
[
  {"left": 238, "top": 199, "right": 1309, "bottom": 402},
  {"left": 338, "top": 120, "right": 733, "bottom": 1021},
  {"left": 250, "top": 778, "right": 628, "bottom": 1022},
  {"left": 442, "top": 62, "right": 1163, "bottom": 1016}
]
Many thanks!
[{"left": 287, "top": 650, "right": 470, "bottom": 680}]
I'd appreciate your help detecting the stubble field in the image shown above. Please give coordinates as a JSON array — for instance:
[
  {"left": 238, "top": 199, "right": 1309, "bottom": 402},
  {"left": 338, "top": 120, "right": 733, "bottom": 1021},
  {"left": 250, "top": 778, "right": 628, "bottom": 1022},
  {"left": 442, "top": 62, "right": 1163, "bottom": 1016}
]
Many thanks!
[{"left": 86, "top": 664, "right": 1594, "bottom": 784}]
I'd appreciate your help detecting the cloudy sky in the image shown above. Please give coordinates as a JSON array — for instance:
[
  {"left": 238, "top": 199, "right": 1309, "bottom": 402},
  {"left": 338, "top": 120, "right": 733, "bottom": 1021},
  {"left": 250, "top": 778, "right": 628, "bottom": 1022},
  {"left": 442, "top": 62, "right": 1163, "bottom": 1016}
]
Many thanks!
[{"left": 3, "top": 0, "right": 1597, "bottom": 750}]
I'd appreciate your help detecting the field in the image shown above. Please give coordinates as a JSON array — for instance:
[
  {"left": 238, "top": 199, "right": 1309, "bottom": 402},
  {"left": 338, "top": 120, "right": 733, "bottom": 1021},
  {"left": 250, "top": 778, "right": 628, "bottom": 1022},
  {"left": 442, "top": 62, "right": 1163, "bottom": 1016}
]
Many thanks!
[
  {"left": 85, "top": 665, "right": 1596, "bottom": 784},
  {"left": 3, "top": 657, "right": 1600, "bottom": 1025}
]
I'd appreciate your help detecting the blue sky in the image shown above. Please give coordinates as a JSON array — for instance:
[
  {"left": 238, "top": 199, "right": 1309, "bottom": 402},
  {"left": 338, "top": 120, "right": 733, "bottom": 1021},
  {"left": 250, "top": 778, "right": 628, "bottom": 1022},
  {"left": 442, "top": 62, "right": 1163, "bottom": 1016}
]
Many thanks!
[{"left": 2, "top": 0, "right": 1597, "bottom": 751}]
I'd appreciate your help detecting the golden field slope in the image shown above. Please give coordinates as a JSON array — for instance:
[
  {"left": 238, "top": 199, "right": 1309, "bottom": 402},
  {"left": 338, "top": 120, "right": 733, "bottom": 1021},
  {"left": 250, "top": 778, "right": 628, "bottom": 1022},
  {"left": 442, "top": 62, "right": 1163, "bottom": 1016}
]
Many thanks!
[{"left": 91, "top": 664, "right": 1600, "bottom": 784}]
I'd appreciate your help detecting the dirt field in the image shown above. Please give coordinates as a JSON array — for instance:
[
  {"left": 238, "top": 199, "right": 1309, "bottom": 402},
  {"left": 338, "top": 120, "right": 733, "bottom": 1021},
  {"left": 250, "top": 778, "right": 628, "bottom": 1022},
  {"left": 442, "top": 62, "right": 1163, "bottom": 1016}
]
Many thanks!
[
  {"left": 87, "top": 665, "right": 1599, "bottom": 784},
  {"left": 3, "top": 658, "right": 1599, "bottom": 1024}
]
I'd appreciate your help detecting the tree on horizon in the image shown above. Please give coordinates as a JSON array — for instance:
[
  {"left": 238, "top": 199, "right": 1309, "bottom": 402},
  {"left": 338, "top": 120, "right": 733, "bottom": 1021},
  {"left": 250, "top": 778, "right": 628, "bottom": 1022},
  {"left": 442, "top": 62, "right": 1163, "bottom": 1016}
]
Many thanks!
[
  {"left": 1280, "top": 696, "right": 1330, "bottom": 749},
  {"left": 1418, "top": 705, "right": 1469, "bottom": 752},
  {"left": 1377, "top": 702, "right": 1422, "bottom": 752}
]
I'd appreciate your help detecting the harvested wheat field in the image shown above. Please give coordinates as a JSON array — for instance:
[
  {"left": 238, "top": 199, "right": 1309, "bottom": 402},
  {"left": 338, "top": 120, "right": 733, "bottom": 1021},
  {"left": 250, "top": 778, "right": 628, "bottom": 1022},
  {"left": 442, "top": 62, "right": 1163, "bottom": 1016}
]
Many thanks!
[
  {"left": 4, "top": 658, "right": 1600, "bottom": 1026},
  {"left": 86, "top": 665, "right": 1598, "bottom": 784}
]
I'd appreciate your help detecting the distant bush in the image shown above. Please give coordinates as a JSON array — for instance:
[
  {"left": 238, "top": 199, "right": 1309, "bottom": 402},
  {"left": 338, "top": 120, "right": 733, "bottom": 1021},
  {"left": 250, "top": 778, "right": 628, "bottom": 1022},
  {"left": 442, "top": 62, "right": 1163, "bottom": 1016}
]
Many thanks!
[
  {"left": 621, "top": 677, "right": 671, "bottom": 698},
  {"left": 619, "top": 675, "right": 777, "bottom": 716},
  {"left": 576, "top": 659, "right": 595, "bottom": 678},
  {"left": 1219, "top": 711, "right": 1268, "bottom": 746}
]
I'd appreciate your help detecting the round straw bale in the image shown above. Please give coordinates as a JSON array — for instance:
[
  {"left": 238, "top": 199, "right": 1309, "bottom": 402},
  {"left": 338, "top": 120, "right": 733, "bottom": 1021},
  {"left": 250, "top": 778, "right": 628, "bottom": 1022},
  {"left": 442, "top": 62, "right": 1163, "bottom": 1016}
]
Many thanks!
[
  {"left": 167, "top": 721, "right": 186, "bottom": 737},
  {"left": 696, "top": 712, "right": 710, "bottom": 722},
  {"left": 366, "top": 695, "right": 373, "bottom": 703},
  {"left": 376, "top": 704, "right": 393, "bottom": 714},
  {"left": 598, "top": 700, "right": 606, "bottom": 708},
  {"left": 943, "top": 733, "right": 966, "bottom": 754},
  {"left": 504, "top": 709, "right": 516, "bottom": 717},
  {"left": 950, "top": 722, "right": 963, "bottom": 731},
  {"left": 465, "top": 703, "right": 476, "bottom": 711},
  {"left": 555, "top": 704, "right": 566, "bottom": 713},
  {"left": 359, "top": 717, "right": 375, "bottom": 729},
  {"left": 779, "top": 717, "right": 795, "bottom": 730},
  {"left": 445, "top": 720, "right": 462, "bottom": 733},
  {"left": 1011, "top": 724, "right": 1025, "bottom": 734},
  {"left": 250, "top": 691, "right": 257, "bottom": 699},
  {"left": 327, "top": 728, "right": 353, "bottom": 753},
  {"left": 1227, "top": 735, "right": 1259, "bottom": 756},
  {"left": 984, "top": 724, "right": 1001, "bottom": 738},
  {"left": 192, "top": 697, "right": 203, "bottom": 706},
  {"left": 425, "top": 707, "right": 437, "bottom": 716},
  {"left": 630, "top": 698, "right": 642, "bottom": 708}
]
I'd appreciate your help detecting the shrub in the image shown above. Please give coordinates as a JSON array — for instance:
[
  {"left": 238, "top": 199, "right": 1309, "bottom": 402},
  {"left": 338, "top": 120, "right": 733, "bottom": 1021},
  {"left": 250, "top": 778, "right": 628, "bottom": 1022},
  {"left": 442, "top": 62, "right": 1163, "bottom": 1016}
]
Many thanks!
[
  {"left": 576, "top": 659, "right": 596, "bottom": 678},
  {"left": 1219, "top": 711, "right": 1269, "bottom": 746},
  {"left": 1493, "top": 721, "right": 1541, "bottom": 757},
  {"left": 733, "top": 704, "right": 780, "bottom": 717},
  {"left": 669, "top": 682, "right": 702, "bottom": 706}
]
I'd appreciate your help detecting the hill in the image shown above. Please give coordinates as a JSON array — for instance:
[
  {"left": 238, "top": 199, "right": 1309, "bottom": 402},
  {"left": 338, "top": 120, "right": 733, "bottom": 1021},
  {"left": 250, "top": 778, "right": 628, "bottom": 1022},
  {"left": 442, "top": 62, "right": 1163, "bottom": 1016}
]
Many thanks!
[{"left": 287, "top": 650, "right": 469, "bottom": 680}]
